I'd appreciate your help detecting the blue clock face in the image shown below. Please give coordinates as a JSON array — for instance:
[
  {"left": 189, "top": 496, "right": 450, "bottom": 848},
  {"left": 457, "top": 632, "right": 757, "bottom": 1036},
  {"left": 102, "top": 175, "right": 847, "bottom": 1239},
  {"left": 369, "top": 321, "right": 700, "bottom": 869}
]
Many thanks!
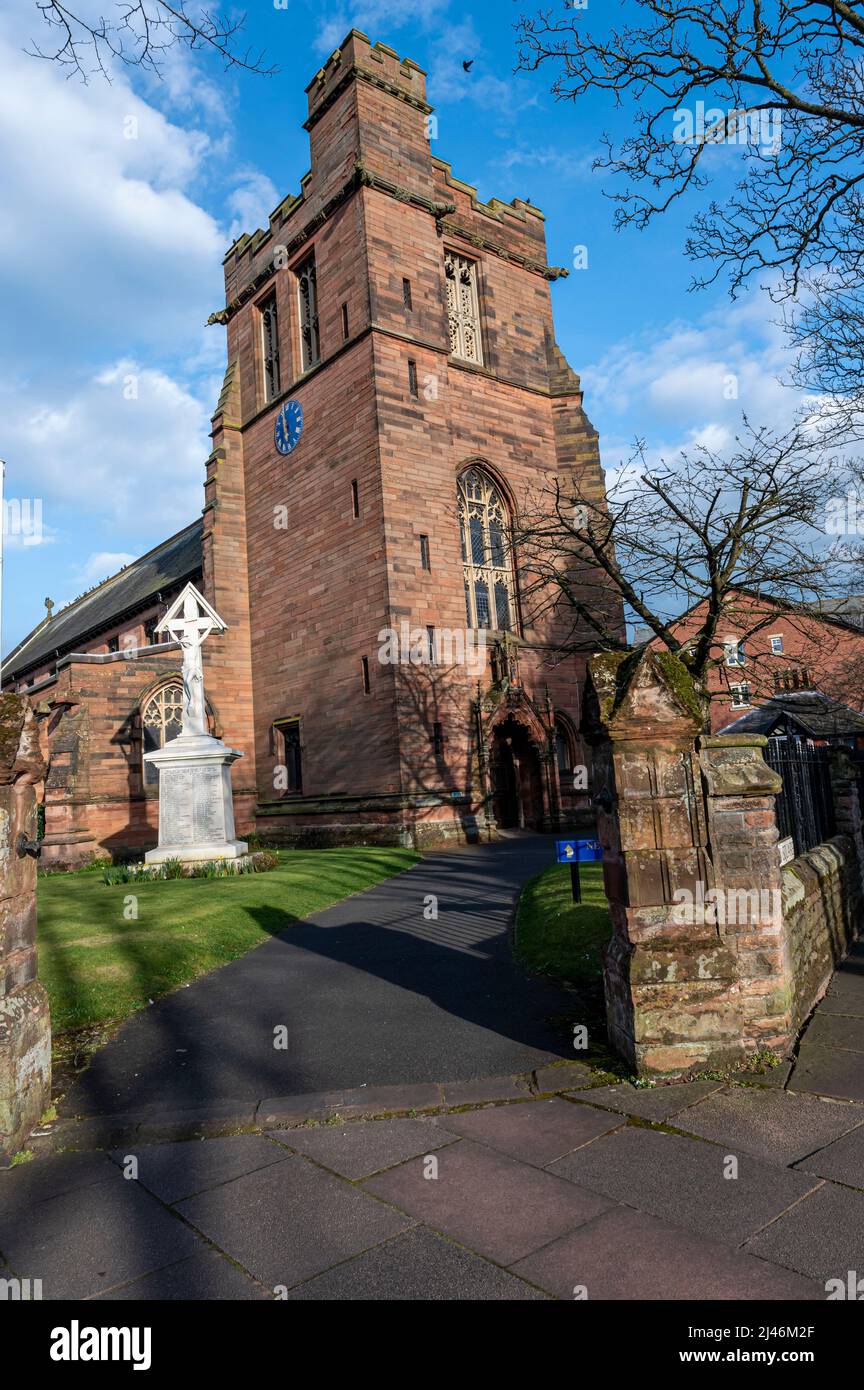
[{"left": 275, "top": 399, "right": 303, "bottom": 455}]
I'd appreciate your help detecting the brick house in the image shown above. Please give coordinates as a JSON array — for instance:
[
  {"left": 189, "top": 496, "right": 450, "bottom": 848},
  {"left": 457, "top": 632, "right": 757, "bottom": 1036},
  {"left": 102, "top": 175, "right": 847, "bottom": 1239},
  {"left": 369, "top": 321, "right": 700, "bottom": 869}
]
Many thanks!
[
  {"left": 3, "top": 30, "right": 620, "bottom": 863},
  {"left": 651, "top": 589, "right": 864, "bottom": 732}
]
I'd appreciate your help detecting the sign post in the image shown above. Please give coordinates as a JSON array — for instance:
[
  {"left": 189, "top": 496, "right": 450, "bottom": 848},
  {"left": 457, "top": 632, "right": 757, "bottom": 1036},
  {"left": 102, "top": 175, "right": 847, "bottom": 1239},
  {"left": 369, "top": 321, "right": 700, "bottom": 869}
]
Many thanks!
[{"left": 556, "top": 837, "right": 603, "bottom": 902}]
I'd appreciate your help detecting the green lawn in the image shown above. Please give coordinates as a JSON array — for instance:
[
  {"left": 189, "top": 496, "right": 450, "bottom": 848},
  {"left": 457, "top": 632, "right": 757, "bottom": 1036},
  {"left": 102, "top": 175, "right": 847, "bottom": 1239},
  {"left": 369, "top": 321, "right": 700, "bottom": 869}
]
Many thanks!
[
  {"left": 38, "top": 848, "right": 418, "bottom": 1035},
  {"left": 514, "top": 862, "right": 611, "bottom": 988}
]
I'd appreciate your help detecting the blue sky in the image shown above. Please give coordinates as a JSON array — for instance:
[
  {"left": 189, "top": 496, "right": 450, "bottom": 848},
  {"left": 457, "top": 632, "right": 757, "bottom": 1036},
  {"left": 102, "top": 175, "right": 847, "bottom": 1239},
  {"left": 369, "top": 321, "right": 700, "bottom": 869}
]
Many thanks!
[{"left": 0, "top": 0, "right": 806, "bottom": 653}]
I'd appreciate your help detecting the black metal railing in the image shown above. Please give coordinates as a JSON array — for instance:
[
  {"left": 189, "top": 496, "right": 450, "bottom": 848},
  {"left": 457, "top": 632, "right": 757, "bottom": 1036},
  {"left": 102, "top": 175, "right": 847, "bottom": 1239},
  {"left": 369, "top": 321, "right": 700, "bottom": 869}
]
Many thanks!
[{"left": 763, "top": 737, "right": 836, "bottom": 858}]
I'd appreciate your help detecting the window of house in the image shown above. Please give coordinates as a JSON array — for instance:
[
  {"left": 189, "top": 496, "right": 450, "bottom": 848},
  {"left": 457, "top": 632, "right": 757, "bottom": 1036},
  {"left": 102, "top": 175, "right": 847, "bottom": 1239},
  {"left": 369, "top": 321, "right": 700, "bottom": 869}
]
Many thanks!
[
  {"left": 402, "top": 277, "right": 413, "bottom": 310},
  {"left": 432, "top": 721, "right": 444, "bottom": 756},
  {"left": 419, "top": 534, "right": 431, "bottom": 571},
  {"left": 361, "top": 656, "right": 371, "bottom": 694},
  {"left": 297, "top": 256, "right": 320, "bottom": 371},
  {"left": 144, "top": 618, "right": 159, "bottom": 645},
  {"left": 724, "top": 639, "right": 746, "bottom": 667},
  {"left": 351, "top": 479, "right": 360, "bottom": 518},
  {"left": 141, "top": 683, "right": 184, "bottom": 785},
  {"left": 107, "top": 635, "right": 120, "bottom": 653},
  {"left": 408, "top": 359, "right": 418, "bottom": 397},
  {"left": 444, "top": 251, "right": 483, "bottom": 364},
  {"left": 458, "top": 467, "right": 515, "bottom": 631},
  {"left": 260, "top": 293, "right": 281, "bottom": 401},
  {"left": 274, "top": 718, "right": 302, "bottom": 794},
  {"left": 426, "top": 626, "right": 437, "bottom": 664},
  {"left": 770, "top": 634, "right": 784, "bottom": 654},
  {"left": 341, "top": 302, "right": 349, "bottom": 340},
  {"left": 730, "top": 683, "right": 751, "bottom": 708}
]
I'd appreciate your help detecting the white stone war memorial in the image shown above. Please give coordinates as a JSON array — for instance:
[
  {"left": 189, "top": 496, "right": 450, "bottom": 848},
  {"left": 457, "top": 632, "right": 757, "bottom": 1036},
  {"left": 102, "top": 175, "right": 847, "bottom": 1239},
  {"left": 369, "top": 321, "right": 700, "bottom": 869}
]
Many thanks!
[{"left": 144, "top": 584, "right": 247, "bottom": 864}]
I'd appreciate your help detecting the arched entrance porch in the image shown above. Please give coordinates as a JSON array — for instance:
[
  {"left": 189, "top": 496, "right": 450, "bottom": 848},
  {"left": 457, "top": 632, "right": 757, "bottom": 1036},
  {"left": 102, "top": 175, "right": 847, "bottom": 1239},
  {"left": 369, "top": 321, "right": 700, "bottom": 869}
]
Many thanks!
[{"left": 488, "top": 714, "right": 548, "bottom": 830}]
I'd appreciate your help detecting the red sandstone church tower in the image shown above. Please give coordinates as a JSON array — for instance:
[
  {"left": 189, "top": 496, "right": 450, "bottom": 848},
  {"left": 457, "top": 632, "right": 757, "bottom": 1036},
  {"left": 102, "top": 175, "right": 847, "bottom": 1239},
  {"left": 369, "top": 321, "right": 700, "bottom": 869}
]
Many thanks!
[
  {"left": 203, "top": 29, "right": 619, "bottom": 847},
  {"left": 5, "top": 29, "right": 620, "bottom": 861}
]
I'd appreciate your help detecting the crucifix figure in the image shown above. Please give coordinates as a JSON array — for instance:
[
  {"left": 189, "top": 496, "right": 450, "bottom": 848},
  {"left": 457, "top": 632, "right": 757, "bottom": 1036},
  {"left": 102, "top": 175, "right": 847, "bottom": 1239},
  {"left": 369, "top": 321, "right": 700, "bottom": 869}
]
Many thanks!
[{"left": 156, "top": 584, "right": 226, "bottom": 740}]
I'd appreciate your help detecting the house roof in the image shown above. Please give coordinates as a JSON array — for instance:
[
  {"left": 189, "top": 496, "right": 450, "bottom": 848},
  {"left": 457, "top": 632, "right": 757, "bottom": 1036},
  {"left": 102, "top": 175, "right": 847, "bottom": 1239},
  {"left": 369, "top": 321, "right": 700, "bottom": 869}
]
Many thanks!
[
  {"left": 724, "top": 689, "right": 864, "bottom": 740},
  {"left": 2, "top": 519, "right": 203, "bottom": 683}
]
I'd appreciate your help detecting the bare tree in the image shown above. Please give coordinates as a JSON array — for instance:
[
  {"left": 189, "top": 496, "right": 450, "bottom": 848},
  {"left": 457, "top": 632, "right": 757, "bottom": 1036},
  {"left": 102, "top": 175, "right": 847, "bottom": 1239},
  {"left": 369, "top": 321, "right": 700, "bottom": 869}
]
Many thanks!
[
  {"left": 513, "top": 419, "right": 858, "bottom": 698},
  {"left": 27, "top": 1, "right": 275, "bottom": 81},
  {"left": 516, "top": 2, "right": 864, "bottom": 414}
]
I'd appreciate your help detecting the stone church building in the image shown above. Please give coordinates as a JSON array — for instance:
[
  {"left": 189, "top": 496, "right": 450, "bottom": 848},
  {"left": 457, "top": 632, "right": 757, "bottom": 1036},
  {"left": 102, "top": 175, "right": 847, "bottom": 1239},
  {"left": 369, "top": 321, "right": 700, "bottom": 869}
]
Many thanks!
[{"left": 3, "top": 31, "right": 618, "bottom": 865}]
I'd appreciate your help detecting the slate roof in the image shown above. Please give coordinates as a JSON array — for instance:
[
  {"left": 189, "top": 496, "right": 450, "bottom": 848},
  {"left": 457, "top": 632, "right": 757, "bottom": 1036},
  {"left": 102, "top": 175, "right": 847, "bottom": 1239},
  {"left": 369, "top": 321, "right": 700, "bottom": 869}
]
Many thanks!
[
  {"left": 725, "top": 689, "right": 864, "bottom": 740},
  {"left": 3, "top": 519, "right": 203, "bottom": 683}
]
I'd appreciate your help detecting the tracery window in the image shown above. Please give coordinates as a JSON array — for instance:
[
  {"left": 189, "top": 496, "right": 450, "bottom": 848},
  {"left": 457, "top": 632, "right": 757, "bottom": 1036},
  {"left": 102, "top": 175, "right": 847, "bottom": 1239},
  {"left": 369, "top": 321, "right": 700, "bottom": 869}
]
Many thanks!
[
  {"left": 445, "top": 252, "right": 483, "bottom": 364},
  {"left": 297, "top": 256, "right": 320, "bottom": 371},
  {"left": 458, "top": 468, "right": 516, "bottom": 632},
  {"left": 141, "top": 683, "right": 183, "bottom": 785},
  {"left": 260, "top": 293, "right": 281, "bottom": 401}
]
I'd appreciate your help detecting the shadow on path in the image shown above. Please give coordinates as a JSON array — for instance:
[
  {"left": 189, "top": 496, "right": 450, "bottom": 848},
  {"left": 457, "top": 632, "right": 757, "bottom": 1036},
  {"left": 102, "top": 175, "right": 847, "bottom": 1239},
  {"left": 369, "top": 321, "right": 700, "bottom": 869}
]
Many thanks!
[{"left": 61, "top": 834, "right": 581, "bottom": 1119}]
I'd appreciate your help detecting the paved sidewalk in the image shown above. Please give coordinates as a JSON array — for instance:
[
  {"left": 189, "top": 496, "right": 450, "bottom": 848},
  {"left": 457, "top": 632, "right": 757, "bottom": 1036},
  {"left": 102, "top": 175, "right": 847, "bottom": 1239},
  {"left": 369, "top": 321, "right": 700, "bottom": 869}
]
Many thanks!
[
  {"left": 2, "top": 1067, "right": 862, "bottom": 1300},
  {"left": 5, "top": 850, "right": 863, "bottom": 1300},
  {"left": 788, "top": 938, "right": 864, "bottom": 1104},
  {"left": 59, "top": 835, "right": 576, "bottom": 1127}
]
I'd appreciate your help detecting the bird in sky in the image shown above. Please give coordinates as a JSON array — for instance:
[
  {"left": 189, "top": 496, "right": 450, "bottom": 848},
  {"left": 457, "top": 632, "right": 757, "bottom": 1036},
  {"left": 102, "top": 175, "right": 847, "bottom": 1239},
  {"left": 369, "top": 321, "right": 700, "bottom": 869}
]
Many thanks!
[{"left": 462, "top": 59, "right": 474, "bottom": 72}]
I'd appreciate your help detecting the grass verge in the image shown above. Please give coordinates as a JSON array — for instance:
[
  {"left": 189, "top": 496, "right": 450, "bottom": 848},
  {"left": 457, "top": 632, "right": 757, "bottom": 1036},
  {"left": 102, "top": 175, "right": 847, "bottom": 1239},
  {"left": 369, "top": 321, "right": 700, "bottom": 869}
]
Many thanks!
[{"left": 514, "top": 862, "right": 611, "bottom": 988}]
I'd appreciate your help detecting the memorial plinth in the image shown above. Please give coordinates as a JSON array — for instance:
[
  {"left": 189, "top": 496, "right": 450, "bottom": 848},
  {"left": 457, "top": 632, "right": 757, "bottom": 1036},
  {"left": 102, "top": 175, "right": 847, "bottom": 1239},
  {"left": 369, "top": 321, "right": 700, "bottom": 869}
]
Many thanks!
[
  {"left": 144, "top": 732, "right": 247, "bottom": 863},
  {"left": 144, "top": 582, "right": 247, "bottom": 865}
]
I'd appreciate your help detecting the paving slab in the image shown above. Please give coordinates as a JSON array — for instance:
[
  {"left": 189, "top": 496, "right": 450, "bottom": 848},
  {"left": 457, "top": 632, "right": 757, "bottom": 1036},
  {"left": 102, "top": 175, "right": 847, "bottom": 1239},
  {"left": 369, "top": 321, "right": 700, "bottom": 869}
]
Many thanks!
[
  {"left": 672, "top": 1087, "right": 861, "bottom": 1165},
  {"left": 744, "top": 1182, "right": 864, "bottom": 1284},
  {"left": 286, "top": 1227, "right": 549, "bottom": 1300},
  {"left": 0, "top": 1176, "right": 201, "bottom": 1300},
  {"left": 270, "top": 1117, "right": 456, "bottom": 1180},
  {"left": 439, "top": 1075, "right": 532, "bottom": 1107},
  {"left": 791, "top": 1043, "right": 864, "bottom": 1103},
  {"left": 363, "top": 1138, "right": 615, "bottom": 1266},
  {"left": 800, "top": 1012, "right": 864, "bottom": 1054},
  {"left": 90, "top": 1250, "right": 271, "bottom": 1300},
  {"left": 566, "top": 1080, "right": 724, "bottom": 1123},
  {"left": 110, "top": 1134, "right": 291, "bottom": 1205},
  {"left": 0, "top": 1151, "right": 117, "bottom": 1215},
  {"left": 175, "top": 1150, "right": 414, "bottom": 1290},
  {"left": 434, "top": 1098, "right": 622, "bottom": 1167},
  {"left": 793, "top": 1121, "right": 864, "bottom": 1188},
  {"left": 822, "top": 964, "right": 864, "bottom": 1016},
  {"left": 548, "top": 1126, "right": 820, "bottom": 1246},
  {"left": 511, "top": 1206, "right": 821, "bottom": 1301},
  {"left": 530, "top": 1061, "right": 598, "bottom": 1093}
]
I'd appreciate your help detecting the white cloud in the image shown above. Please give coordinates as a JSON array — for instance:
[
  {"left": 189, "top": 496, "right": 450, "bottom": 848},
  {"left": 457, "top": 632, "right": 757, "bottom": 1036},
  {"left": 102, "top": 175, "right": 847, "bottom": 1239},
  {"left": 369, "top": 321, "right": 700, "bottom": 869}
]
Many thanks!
[
  {"left": 0, "top": 12, "right": 226, "bottom": 360},
  {"left": 315, "top": 1, "right": 450, "bottom": 53},
  {"left": 227, "top": 169, "right": 281, "bottom": 241},
  {"left": 1, "top": 359, "right": 209, "bottom": 532},
  {"left": 75, "top": 552, "right": 138, "bottom": 586},
  {"left": 583, "top": 292, "right": 815, "bottom": 470}
]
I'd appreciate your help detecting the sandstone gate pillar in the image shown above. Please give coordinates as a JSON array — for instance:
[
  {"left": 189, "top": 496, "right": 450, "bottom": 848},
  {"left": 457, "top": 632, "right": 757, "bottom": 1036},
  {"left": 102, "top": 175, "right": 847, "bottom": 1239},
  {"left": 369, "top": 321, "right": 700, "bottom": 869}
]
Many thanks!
[
  {"left": 583, "top": 650, "right": 793, "bottom": 1079},
  {"left": 0, "top": 693, "right": 50, "bottom": 1157}
]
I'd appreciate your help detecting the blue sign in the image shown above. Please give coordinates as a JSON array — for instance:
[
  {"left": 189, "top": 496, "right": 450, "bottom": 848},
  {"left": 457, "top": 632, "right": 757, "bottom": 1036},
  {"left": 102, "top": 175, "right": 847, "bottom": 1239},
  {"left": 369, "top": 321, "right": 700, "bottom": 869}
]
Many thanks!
[
  {"left": 557, "top": 838, "right": 603, "bottom": 864},
  {"left": 275, "top": 399, "right": 303, "bottom": 455}
]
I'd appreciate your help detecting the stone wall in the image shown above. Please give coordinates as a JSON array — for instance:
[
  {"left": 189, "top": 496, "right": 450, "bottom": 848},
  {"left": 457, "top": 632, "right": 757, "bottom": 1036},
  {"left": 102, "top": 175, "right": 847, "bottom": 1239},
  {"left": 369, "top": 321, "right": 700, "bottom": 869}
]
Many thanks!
[
  {"left": 0, "top": 693, "right": 50, "bottom": 1158},
  {"left": 782, "top": 838, "right": 861, "bottom": 1030}
]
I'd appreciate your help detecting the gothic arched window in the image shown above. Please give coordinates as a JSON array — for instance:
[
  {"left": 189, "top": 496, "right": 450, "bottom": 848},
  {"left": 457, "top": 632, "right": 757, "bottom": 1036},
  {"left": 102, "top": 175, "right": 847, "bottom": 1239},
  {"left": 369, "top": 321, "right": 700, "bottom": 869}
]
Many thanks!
[
  {"left": 141, "top": 683, "right": 183, "bottom": 785},
  {"left": 458, "top": 468, "right": 516, "bottom": 632}
]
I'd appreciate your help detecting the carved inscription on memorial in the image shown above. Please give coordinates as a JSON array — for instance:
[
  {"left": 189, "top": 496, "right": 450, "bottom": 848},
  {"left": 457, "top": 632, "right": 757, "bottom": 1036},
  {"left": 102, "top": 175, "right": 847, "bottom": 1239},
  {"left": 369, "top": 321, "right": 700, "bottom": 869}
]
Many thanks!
[{"left": 160, "top": 766, "right": 226, "bottom": 845}]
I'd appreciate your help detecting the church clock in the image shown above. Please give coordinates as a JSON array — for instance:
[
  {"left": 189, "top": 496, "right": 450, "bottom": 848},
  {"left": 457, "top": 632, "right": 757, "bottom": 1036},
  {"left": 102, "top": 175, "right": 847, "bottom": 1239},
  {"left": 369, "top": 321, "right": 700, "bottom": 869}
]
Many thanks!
[{"left": 275, "top": 399, "right": 303, "bottom": 455}]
